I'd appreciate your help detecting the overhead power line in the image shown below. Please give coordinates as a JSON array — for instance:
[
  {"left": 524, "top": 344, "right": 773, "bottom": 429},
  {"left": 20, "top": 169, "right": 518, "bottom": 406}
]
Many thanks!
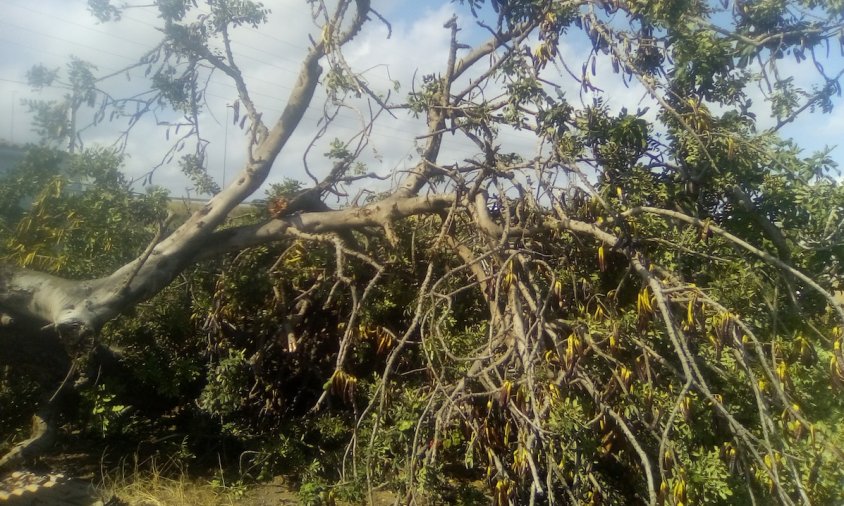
[
  {"left": 0, "top": 19, "right": 142, "bottom": 63},
  {"left": 1, "top": 0, "right": 151, "bottom": 48}
]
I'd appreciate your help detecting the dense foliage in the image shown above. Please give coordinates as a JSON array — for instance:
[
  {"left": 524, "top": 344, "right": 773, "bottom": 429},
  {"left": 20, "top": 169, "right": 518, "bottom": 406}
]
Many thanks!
[{"left": 2, "top": 0, "right": 844, "bottom": 504}]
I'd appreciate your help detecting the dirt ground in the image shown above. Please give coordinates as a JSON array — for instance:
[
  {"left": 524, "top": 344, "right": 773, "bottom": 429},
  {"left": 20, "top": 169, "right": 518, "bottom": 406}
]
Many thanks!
[
  {"left": 1, "top": 469, "right": 401, "bottom": 506},
  {"left": 241, "top": 476, "right": 400, "bottom": 506},
  {"left": 1, "top": 447, "right": 402, "bottom": 506}
]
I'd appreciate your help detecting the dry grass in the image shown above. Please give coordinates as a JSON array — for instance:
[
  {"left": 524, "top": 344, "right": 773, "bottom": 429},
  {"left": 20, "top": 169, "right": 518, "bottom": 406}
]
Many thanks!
[{"left": 98, "top": 454, "right": 245, "bottom": 506}]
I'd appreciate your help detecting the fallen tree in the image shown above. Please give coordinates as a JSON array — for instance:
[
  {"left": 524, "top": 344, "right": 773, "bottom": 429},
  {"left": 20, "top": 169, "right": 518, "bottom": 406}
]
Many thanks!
[{"left": 2, "top": 0, "right": 844, "bottom": 503}]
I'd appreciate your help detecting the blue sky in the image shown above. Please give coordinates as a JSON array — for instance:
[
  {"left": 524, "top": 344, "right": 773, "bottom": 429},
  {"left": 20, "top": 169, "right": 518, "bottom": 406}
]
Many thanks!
[{"left": 0, "top": 0, "right": 841, "bottom": 198}]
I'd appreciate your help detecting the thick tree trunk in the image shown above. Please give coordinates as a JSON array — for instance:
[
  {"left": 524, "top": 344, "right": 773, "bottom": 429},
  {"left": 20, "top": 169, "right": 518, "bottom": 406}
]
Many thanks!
[{"left": 0, "top": 192, "right": 456, "bottom": 336}]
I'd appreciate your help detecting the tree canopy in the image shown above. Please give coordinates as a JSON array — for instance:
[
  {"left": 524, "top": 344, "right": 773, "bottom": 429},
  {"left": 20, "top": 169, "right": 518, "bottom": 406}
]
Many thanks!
[{"left": 2, "top": 0, "right": 844, "bottom": 504}]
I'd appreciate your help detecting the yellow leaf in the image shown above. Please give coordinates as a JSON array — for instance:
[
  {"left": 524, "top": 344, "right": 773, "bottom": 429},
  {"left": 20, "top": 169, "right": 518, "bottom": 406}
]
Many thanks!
[
  {"left": 685, "top": 305, "right": 694, "bottom": 329},
  {"left": 776, "top": 361, "right": 788, "bottom": 382},
  {"left": 598, "top": 244, "right": 606, "bottom": 272},
  {"left": 553, "top": 279, "right": 563, "bottom": 299}
]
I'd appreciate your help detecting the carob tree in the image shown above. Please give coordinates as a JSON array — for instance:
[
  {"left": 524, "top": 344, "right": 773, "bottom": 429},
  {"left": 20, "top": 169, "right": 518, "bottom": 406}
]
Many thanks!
[{"left": 2, "top": 0, "right": 844, "bottom": 503}]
